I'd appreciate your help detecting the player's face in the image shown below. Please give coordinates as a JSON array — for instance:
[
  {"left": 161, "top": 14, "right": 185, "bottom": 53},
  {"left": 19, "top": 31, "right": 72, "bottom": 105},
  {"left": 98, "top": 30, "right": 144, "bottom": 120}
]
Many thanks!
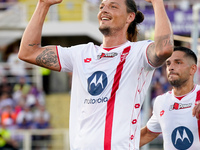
[
  {"left": 166, "top": 51, "right": 192, "bottom": 87},
  {"left": 97, "top": 0, "right": 134, "bottom": 36}
]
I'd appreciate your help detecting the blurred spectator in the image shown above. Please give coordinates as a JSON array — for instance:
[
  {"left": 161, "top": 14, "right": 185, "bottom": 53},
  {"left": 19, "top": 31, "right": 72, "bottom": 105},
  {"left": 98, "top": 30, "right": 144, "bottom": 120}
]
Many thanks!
[
  {"left": 16, "top": 106, "right": 34, "bottom": 129},
  {"left": 40, "top": 67, "right": 51, "bottom": 94},
  {"left": 0, "top": 123, "right": 19, "bottom": 150},
  {"left": 12, "top": 76, "right": 31, "bottom": 112},
  {"left": 1, "top": 105, "right": 17, "bottom": 129},
  {"left": 13, "top": 76, "right": 31, "bottom": 99},
  {"left": 0, "top": 92, "right": 15, "bottom": 112},
  {"left": 0, "top": 76, "right": 13, "bottom": 96},
  {"left": 34, "top": 105, "right": 50, "bottom": 125},
  {"left": 32, "top": 105, "right": 51, "bottom": 150},
  {"left": 7, "top": 45, "right": 31, "bottom": 83}
]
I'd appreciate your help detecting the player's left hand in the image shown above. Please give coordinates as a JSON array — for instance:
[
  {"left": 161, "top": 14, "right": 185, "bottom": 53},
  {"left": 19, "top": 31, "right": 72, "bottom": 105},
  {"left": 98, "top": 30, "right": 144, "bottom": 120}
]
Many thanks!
[{"left": 192, "top": 101, "right": 200, "bottom": 120}]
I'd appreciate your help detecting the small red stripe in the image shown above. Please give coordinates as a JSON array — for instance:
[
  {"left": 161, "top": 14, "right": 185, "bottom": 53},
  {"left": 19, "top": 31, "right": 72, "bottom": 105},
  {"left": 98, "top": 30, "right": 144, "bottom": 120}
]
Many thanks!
[
  {"left": 104, "top": 46, "right": 131, "bottom": 150},
  {"left": 195, "top": 90, "right": 200, "bottom": 141},
  {"left": 198, "top": 118, "right": 200, "bottom": 142},
  {"left": 56, "top": 46, "right": 62, "bottom": 72}
]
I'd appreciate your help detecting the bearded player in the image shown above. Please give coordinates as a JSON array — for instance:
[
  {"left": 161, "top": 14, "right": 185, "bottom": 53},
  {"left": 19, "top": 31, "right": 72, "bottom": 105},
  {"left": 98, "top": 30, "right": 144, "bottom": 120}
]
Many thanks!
[{"left": 140, "top": 46, "right": 200, "bottom": 150}]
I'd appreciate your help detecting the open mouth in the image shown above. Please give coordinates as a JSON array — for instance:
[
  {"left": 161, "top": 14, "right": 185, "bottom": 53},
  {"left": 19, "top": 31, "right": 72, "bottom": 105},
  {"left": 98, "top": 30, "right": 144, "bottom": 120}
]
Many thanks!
[{"left": 102, "top": 17, "right": 110, "bottom": 21}]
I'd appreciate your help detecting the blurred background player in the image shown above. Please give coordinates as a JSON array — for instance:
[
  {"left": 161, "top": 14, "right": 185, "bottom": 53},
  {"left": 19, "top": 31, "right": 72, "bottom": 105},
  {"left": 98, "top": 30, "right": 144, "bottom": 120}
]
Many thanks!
[{"left": 140, "top": 46, "right": 200, "bottom": 150}]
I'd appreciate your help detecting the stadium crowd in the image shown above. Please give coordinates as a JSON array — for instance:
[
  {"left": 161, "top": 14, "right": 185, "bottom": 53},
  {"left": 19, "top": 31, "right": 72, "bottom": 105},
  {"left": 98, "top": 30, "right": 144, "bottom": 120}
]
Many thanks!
[{"left": 0, "top": 55, "right": 50, "bottom": 149}]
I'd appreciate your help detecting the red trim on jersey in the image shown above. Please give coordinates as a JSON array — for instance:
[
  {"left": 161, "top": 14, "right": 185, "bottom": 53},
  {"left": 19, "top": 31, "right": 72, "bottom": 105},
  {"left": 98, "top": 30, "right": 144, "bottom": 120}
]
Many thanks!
[
  {"left": 175, "top": 95, "right": 185, "bottom": 101},
  {"left": 147, "top": 127, "right": 162, "bottom": 134},
  {"left": 146, "top": 42, "right": 156, "bottom": 68},
  {"left": 175, "top": 85, "right": 196, "bottom": 100},
  {"left": 196, "top": 90, "right": 200, "bottom": 142},
  {"left": 56, "top": 46, "right": 62, "bottom": 72},
  {"left": 103, "top": 47, "right": 117, "bottom": 51},
  {"left": 104, "top": 46, "right": 131, "bottom": 150}
]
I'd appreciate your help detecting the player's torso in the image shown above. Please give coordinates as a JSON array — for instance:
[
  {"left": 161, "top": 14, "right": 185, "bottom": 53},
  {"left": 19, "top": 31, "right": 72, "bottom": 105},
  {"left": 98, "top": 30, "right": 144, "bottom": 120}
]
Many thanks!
[
  {"left": 67, "top": 41, "right": 154, "bottom": 149},
  {"left": 156, "top": 86, "right": 200, "bottom": 150}
]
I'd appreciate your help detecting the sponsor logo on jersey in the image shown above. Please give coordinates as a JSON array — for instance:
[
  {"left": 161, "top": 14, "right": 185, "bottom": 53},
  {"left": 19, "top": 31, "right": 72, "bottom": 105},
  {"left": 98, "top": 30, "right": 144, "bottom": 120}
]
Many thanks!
[
  {"left": 169, "top": 102, "right": 192, "bottom": 111},
  {"left": 171, "top": 126, "right": 193, "bottom": 149},
  {"left": 84, "top": 58, "right": 92, "bottom": 63},
  {"left": 84, "top": 97, "right": 108, "bottom": 104},
  {"left": 87, "top": 71, "right": 108, "bottom": 96},
  {"left": 97, "top": 52, "right": 118, "bottom": 59},
  {"left": 160, "top": 110, "right": 165, "bottom": 116}
]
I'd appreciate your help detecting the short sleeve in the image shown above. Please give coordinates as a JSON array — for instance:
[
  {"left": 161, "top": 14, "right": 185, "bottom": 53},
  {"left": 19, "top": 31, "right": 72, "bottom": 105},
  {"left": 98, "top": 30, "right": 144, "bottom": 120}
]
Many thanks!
[{"left": 146, "top": 98, "right": 162, "bottom": 133}]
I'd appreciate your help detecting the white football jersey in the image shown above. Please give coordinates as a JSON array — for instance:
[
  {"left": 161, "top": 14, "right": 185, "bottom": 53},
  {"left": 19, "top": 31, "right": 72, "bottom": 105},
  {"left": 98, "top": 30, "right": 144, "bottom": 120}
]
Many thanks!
[
  {"left": 147, "top": 85, "right": 200, "bottom": 150},
  {"left": 57, "top": 40, "right": 155, "bottom": 150}
]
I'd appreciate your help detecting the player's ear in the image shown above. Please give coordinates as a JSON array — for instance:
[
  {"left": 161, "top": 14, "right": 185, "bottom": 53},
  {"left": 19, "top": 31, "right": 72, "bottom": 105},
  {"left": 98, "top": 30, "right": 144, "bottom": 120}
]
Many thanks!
[
  {"left": 127, "top": 12, "right": 135, "bottom": 24},
  {"left": 190, "top": 64, "right": 197, "bottom": 75}
]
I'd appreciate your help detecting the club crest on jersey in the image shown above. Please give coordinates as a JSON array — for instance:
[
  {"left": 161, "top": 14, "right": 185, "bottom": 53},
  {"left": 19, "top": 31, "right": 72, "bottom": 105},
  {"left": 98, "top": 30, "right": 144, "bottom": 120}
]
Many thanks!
[
  {"left": 120, "top": 52, "right": 129, "bottom": 62},
  {"left": 97, "top": 52, "right": 118, "bottom": 59},
  {"left": 171, "top": 126, "right": 193, "bottom": 149},
  {"left": 87, "top": 71, "right": 108, "bottom": 96},
  {"left": 169, "top": 102, "right": 192, "bottom": 111}
]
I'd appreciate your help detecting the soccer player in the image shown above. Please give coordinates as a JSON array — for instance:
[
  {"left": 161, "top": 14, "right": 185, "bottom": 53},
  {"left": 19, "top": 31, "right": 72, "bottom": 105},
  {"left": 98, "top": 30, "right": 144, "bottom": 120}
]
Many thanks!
[
  {"left": 140, "top": 46, "right": 200, "bottom": 150},
  {"left": 18, "top": 0, "right": 173, "bottom": 149}
]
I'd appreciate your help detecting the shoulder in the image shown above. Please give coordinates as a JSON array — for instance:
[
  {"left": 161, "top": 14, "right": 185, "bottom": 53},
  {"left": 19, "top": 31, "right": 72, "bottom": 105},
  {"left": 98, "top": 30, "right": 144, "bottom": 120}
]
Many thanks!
[
  {"left": 58, "top": 42, "right": 99, "bottom": 50},
  {"left": 130, "top": 40, "right": 154, "bottom": 47},
  {"left": 154, "top": 91, "right": 172, "bottom": 104}
]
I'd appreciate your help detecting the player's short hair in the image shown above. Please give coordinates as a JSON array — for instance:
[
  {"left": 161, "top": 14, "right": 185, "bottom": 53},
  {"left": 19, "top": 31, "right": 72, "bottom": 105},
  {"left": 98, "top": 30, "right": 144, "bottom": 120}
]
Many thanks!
[{"left": 174, "top": 46, "right": 197, "bottom": 64}]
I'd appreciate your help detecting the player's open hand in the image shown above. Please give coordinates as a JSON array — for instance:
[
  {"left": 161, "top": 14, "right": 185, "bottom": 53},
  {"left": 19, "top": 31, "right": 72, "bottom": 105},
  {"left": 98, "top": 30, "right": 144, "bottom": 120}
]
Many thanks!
[
  {"left": 192, "top": 101, "right": 200, "bottom": 120},
  {"left": 39, "top": 0, "right": 63, "bottom": 6}
]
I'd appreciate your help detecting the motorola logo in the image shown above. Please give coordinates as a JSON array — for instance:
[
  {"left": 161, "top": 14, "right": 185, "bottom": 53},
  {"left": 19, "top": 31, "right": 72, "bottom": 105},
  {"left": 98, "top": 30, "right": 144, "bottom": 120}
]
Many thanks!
[
  {"left": 171, "top": 126, "right": 193, "bottom": 149},
  {"left": 87, "top": 71, "right": 108, "bottom": 96}
]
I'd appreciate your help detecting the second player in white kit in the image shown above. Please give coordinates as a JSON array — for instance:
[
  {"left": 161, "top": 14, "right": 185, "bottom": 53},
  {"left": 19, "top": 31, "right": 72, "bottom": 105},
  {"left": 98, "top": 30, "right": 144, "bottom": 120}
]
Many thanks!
[{"left": 147, "top": 85, "right": 200, "bottom": 149}]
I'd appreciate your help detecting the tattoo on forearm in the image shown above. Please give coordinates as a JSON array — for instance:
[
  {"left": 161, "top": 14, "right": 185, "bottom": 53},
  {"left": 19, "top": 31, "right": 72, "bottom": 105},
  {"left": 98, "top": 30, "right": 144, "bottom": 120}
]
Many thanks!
[
  {"left": 147, "top": 34, "right": 174, "bottom": 67},
  {"left": 36, "top": 48, "right": 58, "bottom": 67},
  {"left": 155, "top": 34, "right": 173, "bottom": 50},
  {"left": 147, "top": 43, "right": 161, "bottom": 65},
  {"left": 29, "top": 43, "right": 40, "bottom": 47}
]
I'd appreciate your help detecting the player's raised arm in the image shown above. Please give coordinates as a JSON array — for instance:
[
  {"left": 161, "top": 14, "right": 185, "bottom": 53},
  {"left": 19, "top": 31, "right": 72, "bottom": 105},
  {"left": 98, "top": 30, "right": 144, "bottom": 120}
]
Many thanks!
[
  {"left": 18, "top": 0, "right": 62, "bottom": 71},
  {"left": 140, "top": 126, "right": 160, "bottom": 147},
  {"left": 146, "top": 0, "right": 174, "bottom": 67}
]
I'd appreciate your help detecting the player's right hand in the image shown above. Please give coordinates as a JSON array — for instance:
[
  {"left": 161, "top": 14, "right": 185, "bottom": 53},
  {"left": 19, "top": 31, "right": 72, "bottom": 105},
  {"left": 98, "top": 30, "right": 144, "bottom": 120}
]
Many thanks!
[
  {"left": 192, "top": 101, "right": 200, "bottom": 120},
  {"left": 39, "top": 0, "right": 63, "bottom": 6}
]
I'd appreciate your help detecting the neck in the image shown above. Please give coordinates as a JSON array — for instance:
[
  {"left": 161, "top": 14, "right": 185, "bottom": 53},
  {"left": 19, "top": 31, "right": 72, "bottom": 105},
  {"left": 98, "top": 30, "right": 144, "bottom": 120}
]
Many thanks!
[
  {"left": 102, "top": 31, "right": 128, "bottom": 47},
  {"left": 102, "top": 37, "right": 128, "bottom": 47},
  {"left": 173, "top": 82, "right": 195, "bottom": 96}
]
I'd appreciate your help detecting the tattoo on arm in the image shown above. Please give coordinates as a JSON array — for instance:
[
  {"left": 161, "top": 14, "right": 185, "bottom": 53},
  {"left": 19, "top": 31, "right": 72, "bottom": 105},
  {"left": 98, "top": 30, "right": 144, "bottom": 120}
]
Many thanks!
[
  {"left": 147, "top": 34, "right": 173, "bottom": 66},
  {"left": 147, "top": 43, "right": 161, "bottom": 66},
  {"left": 29, "top": 43, "right": 40, "bottom": 47},
  {"left": 36, "top": 48, "right": 59, "bottom": 68},
  {"left": 155, "top": 34, "right": 173, "bottom": 50}
]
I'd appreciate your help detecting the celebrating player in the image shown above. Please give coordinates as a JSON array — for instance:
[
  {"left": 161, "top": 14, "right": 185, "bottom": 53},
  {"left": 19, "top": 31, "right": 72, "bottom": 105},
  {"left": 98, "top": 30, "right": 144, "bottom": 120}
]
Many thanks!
[
  {"left": 140, "top": 46, "right": 200, "bottom": 150},
  {"left": 18, "top": 0, "right": 173, "bottom": 149}
]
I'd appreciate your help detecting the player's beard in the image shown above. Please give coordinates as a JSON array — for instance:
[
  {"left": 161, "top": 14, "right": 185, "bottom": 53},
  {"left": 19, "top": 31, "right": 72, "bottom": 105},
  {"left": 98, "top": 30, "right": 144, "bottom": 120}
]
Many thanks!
[
  {"left": 169, "top": 79, "right": 181, "bottom": 87},
  {"left": 99, "top": 26, "right": 111, "bottom": 36},
  {"left": 99, "top": 25, "right": 123, "bottom": 36},
  {"left": 169, "top": 78, "right": 187, "bottom": 88}
]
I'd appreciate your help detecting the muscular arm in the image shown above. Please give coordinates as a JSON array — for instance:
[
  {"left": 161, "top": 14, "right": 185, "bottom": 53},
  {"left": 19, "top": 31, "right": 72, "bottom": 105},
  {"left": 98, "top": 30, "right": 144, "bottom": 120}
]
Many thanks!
[
  {"left": 18, "top": 0, "right": 62, "bottom": 71},
  {"left": 140, "top": 126, "right": 160, "bottom": 147},
  {"left": 146, "top": 0, "right": 174, "bottom": 67}
]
